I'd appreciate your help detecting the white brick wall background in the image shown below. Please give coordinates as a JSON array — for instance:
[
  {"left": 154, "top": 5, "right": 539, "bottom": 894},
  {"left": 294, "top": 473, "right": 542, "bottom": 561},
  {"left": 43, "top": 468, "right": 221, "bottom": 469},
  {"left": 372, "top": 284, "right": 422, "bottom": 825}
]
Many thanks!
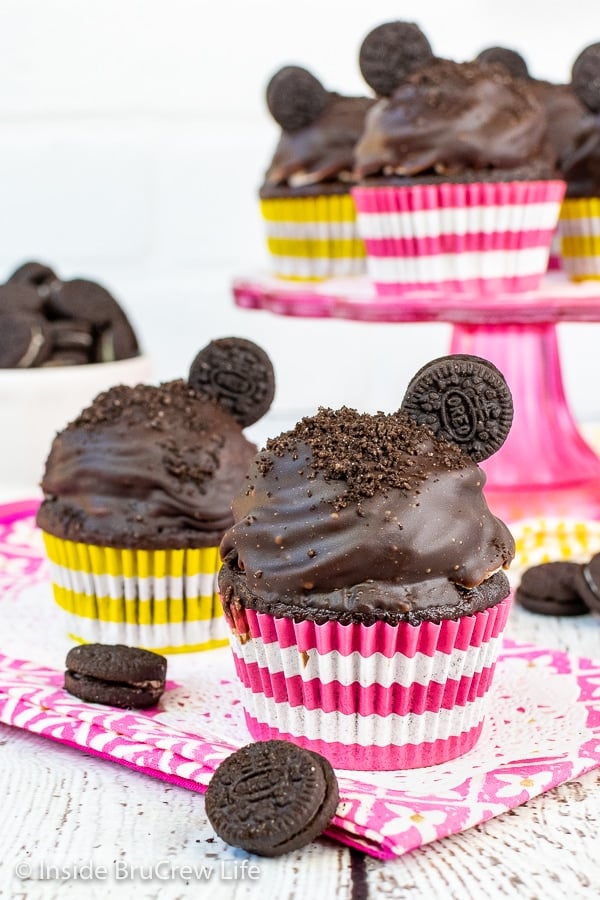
[{"left": 1, "top": 0, "right": 599, "bottom": 448}]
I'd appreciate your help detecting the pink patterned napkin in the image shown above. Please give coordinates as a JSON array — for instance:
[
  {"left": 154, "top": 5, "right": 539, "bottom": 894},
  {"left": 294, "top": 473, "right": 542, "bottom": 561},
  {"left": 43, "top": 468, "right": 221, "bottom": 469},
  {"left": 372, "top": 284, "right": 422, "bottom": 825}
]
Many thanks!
[{"left": 2, "top": 501, "right": 600, "bottom": 860}]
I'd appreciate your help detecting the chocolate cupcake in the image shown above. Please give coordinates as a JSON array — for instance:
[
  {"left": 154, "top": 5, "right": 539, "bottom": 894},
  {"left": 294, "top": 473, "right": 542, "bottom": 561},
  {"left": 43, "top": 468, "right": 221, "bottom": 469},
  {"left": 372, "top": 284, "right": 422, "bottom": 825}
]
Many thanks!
[
  {"left": 556, "top": 42, "right": 600, "bottom": 281},
  {"left": 219, "top": 355, "right": 515, "bottom": 770},
  {"left": 260, "top": 66, "right": 374, "bottom": 280},
  {"left": 37, "top": 338, "right": 275, "bottom": 654},
  {"left": 352, "top": 23, "right": 565, "bottom": 295}
]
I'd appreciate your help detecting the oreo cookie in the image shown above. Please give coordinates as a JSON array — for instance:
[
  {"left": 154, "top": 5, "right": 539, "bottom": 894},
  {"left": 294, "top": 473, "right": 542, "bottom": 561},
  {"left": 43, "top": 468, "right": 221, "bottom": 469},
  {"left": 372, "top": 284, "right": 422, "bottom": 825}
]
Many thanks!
[
  {"left": 0, "top": 312, "right": 52, "bottom": 368},
  {"left": 475, "top": 47, "right": 529, "bottom": 80},
  {"left": 571, "top": 42, "right": 600, "bottom": 113},
  {"left": 400, "top": 354, "right": 513, "bottom": 462},
  {"left": 515, "top": 561, "right": 589, "bottom": 616},
  {"left": 7, "top": 260, "right": 58, "bottom": 291},
  {"left": 205, "top": 740, "right": 339, "bottom": 857},
  {"left": 0, "top": 282, "right": 46, "bottom": 314},
  {"left": 64, "top": 643, "right": 167, "bottom": 709},
  {"left": 359, "top": 21, "right": 434, "bottom": 98},
  {"left": 188, "top": 337, "right": 275, "bottom": 427},
  {"left": 575, "top": 553, "right": 600, "bottom": 614},
  {"left": 266, "top": 66, "right": 330, "bottom": 132}
]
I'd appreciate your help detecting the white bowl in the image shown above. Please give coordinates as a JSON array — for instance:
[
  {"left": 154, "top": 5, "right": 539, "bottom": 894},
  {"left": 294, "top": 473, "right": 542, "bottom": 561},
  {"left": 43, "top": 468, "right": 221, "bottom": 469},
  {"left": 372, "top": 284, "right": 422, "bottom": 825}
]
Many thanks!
[{"left": 0, "top": 355, "right": 152, "bottom": 495}]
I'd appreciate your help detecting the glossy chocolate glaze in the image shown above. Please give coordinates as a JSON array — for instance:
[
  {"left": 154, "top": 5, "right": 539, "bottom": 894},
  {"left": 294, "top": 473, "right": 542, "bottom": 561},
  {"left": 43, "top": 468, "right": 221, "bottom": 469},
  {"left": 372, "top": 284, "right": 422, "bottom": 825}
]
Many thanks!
[
  {"left": 260, "top": 93, "right": 375, "bottom": 198},
  {"left": 219, "top": 411, "right": 514, "bottom": 625},
  {"left": 529, "top": 80, "right": 586, "bottom": 170},
  {"left": 37, "top": 380, "right": 256, "bottom": 549},
  {"left": 354, "top": 59, "right": 557, "bottom": 181},
  {"left": 560, "top": 112, "right": 600, "bottom": 197}
]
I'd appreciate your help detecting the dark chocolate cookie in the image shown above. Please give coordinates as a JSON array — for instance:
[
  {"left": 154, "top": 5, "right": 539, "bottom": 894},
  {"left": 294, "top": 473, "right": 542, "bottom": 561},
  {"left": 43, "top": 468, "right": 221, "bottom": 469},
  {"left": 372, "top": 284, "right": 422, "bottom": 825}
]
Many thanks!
[
  {"left": 515, "top": 561, "right": 588, "bottom": 616},
  {"left": 205, "top": 740, "right": 339, "bottom": 857},
  {"left": 359, "top": 21, "right": 434, "bottom": 97},
  {"left": 46, "top": 278, "right": 124, "bottom": 326},
  {"left": 64, "top": 643, "right": 167, "bottom": 709},
  {"left": 188, "top": 337, "right": 275, "bottom": 427},
  {"left": 400, "top": 354, "right": 513, "bottom": 462},
  {"left": 266, "top": 66, "right": 330, "bottom": 132},
  {"left": 575, "top": 553, "right": 600, "bottom": 614},
  {"left": 475, "top": 47, "right": 529, "bottom": 80},
  {"left": 7, "top": 260, "right": 58, "bottom": 290},
  {"left": 571, "top": 42, "right": 600, "bottom": 113},
  {"left": 0, "top": 312, "right": 52, "bottom": 368},
  {"left": 0, "top": 282, "right": 46, "bottom": 314}
]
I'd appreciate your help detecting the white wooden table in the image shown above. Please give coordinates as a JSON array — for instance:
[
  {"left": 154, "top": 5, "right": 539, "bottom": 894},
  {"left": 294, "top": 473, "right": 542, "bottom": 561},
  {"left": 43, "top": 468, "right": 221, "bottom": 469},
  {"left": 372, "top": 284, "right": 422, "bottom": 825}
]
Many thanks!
[{"left": 1, "top": 496, "right": 600, "bottom": 899}]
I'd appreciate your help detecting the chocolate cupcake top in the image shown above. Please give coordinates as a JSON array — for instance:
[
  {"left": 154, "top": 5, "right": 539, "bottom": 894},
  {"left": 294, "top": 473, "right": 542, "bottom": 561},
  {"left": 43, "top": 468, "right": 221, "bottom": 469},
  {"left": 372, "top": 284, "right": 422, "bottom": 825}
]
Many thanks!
[
  {"left": 36, "top": 338, "right": 275, "bottom": 550},
  {"left": 354, "top": 58, "right": 558, "bottom": 182},
  {"left": 219, "top": 405, "right": 515, "bottom": 625},
  {"left": 559, "top": 43, "right": 600, "bottom": 197},
  {"left": 260, "top": 66, "right": 374, "bottom": 199}
]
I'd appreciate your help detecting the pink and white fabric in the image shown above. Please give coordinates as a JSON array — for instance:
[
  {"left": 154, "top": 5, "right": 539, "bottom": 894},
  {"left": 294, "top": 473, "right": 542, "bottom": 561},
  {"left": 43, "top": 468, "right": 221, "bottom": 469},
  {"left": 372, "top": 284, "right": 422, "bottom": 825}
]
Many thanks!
[
  {"left": 227, "top": 600, "right": 511, "bottom": 770},
  {"left": 352, "top": 181, "right": 565, "bottom": 296},
  {"left": 3, "top": 501, "right": 600, "bottom": 860}
]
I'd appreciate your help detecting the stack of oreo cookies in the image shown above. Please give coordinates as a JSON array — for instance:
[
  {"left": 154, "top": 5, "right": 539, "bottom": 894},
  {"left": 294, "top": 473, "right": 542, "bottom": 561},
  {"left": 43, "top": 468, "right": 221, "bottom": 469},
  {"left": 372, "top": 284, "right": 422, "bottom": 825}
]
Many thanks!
[
  {"left": 0, "top": 261, "right": 139, "bottom": 368},
  {"left": 515, "top": 557, "right": 600, "bottom": 617}
]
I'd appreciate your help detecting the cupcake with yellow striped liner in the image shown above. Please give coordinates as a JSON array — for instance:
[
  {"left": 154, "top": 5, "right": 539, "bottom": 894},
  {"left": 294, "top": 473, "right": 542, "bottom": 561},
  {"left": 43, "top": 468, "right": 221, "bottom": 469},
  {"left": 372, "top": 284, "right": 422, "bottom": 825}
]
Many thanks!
[
  {"left": 260, "top": 66, "right": 374, "bottom": 280},
  {"left": 558, "top": 42, "right": 600, "bottom": 281},
  {"left": 36, "top": 337, "right": 275, "bottom": 654}
]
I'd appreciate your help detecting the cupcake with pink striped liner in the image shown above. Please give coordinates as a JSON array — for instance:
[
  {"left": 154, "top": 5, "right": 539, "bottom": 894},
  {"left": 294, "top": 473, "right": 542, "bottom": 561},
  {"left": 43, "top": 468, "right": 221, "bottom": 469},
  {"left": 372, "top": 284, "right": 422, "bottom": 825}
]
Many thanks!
[
  {"left": 352, "top": 23, "right": 565, "bottom": 296},
  {"left": 219, "top": 355, "right": 516, "bottom": 770}
]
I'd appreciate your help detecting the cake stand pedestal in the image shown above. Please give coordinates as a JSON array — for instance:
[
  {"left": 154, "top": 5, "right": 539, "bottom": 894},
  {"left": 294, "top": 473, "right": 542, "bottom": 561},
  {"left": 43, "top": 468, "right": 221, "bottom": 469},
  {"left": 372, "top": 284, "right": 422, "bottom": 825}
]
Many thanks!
[{"left": 232, "top": 272, "right": 600, "bottom": 523}]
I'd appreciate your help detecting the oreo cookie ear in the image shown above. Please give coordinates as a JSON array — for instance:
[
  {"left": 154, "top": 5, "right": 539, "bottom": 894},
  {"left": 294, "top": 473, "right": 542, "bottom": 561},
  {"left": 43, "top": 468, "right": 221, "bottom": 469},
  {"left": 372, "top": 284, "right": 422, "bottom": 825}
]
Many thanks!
[
  {"left": 188, "top": 337, "right": 275, "bottom": 428},
  {"left": 475, "top": 46, "right": 530, "bottom": 80},
  {"left": 571, "top": 42, "right": 600, "bottom": 113},
  {"left": 359, "top": 21, "right": 434, "bottom": 98},
  {"left": 266, "top": 65, "right": 330, "bottom": 132},
  {"left": 399, "top": 354, "right": 513, "bottom": 462}
]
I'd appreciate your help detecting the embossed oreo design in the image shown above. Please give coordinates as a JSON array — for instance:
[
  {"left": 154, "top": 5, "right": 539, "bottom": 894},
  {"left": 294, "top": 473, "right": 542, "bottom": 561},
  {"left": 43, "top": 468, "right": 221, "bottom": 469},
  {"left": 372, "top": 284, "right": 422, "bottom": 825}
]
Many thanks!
[
  {"left": 188, "top": 337, "right": 275, "bottom": 428},
  {"left": 400, "top": 354, "right": 513, "bottom": 461},
  {"left": 205, "top": 740, "right": 339, "bottom": 856}
]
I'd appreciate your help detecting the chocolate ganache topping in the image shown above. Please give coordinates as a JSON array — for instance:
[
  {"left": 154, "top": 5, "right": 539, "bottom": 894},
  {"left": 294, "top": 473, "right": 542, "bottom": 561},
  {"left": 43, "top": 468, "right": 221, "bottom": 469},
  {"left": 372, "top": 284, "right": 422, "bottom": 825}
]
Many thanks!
[
  {"left": 260, "top": 66, "right": 374, "bottom": 199},
  {"left": 37, "top": 380, "right": 257, "bottom": 549},
  {"left": 354, "top": 59, "right": 557, "bottom": 182},
  {"left": 559, "top": 43, "right": 600, "bottom": 197},
  {"left": 219, "top": 407, "right": 515, "bottom": 626}
]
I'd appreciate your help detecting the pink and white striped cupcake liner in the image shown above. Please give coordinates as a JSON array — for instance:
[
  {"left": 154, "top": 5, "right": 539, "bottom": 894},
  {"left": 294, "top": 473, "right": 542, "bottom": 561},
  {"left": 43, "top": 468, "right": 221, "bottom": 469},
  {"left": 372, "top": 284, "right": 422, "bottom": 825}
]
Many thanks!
[
  {"left": 352, "top": 181, "right": 565, "bottom": 296},
  {"left": 224, "top": 595, "right": 512, "bottom": 770}
]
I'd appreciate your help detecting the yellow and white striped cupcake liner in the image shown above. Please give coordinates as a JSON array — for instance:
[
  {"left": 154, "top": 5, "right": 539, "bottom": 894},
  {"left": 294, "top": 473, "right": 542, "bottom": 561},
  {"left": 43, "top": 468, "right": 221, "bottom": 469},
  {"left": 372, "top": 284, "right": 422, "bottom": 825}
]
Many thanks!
[
  {"left": 260, "top": 194, "right": 366, "bottom": 280},
  {"left": 558, "top": 197, "right": 600, "bottom": 281},
  {"left": 510, "top": 518, "right": 600, "bottom": 587},
  {"left": 42, "top": 533, "right": 228, "bottom": 654}
]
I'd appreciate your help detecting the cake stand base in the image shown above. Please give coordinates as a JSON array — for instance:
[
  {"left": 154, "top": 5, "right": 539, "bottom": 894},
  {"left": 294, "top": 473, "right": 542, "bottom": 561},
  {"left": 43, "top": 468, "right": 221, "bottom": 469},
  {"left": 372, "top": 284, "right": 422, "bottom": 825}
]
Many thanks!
[{"left": 450, "top": 322, "right": 600, "bottom": 522}]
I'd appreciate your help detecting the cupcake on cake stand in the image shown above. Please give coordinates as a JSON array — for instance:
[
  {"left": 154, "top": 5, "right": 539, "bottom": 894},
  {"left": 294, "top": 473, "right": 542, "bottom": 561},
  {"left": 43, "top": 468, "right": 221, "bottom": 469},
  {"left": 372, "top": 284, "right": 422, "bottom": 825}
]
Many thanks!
[{"left": 232, "top": 271, "right": 600, "bottom": 524}]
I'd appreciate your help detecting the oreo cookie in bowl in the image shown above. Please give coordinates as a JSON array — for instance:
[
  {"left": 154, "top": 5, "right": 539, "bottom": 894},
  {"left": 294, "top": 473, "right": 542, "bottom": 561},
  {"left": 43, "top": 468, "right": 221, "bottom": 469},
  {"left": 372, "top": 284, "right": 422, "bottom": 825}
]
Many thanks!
[{"left": 0, "top": 261, "right": 150, "bottom": 493}]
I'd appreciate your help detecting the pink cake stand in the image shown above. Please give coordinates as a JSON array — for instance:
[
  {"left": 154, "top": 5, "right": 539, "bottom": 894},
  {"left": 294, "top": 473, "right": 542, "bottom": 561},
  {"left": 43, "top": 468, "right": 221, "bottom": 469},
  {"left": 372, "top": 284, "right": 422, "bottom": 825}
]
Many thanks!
[{"left": 232, "top": 272, "right": 600, "bottom": 523}]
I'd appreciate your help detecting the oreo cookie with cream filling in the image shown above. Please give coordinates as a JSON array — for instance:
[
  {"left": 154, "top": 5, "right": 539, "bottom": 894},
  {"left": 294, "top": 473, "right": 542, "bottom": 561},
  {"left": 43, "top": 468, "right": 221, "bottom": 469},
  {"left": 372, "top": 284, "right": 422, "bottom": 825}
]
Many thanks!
[
  {"left": 575, "top": 553, "right": 600, "bottom": 614},
  {"left": 64, "top": 643, "right": 167, "bottom": 709},
  {"left": 515, "top": 561, "right": 588, "bottom": 616},
  {"left": 0, "top": 311, "right": 52, "bottom": 368}
]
